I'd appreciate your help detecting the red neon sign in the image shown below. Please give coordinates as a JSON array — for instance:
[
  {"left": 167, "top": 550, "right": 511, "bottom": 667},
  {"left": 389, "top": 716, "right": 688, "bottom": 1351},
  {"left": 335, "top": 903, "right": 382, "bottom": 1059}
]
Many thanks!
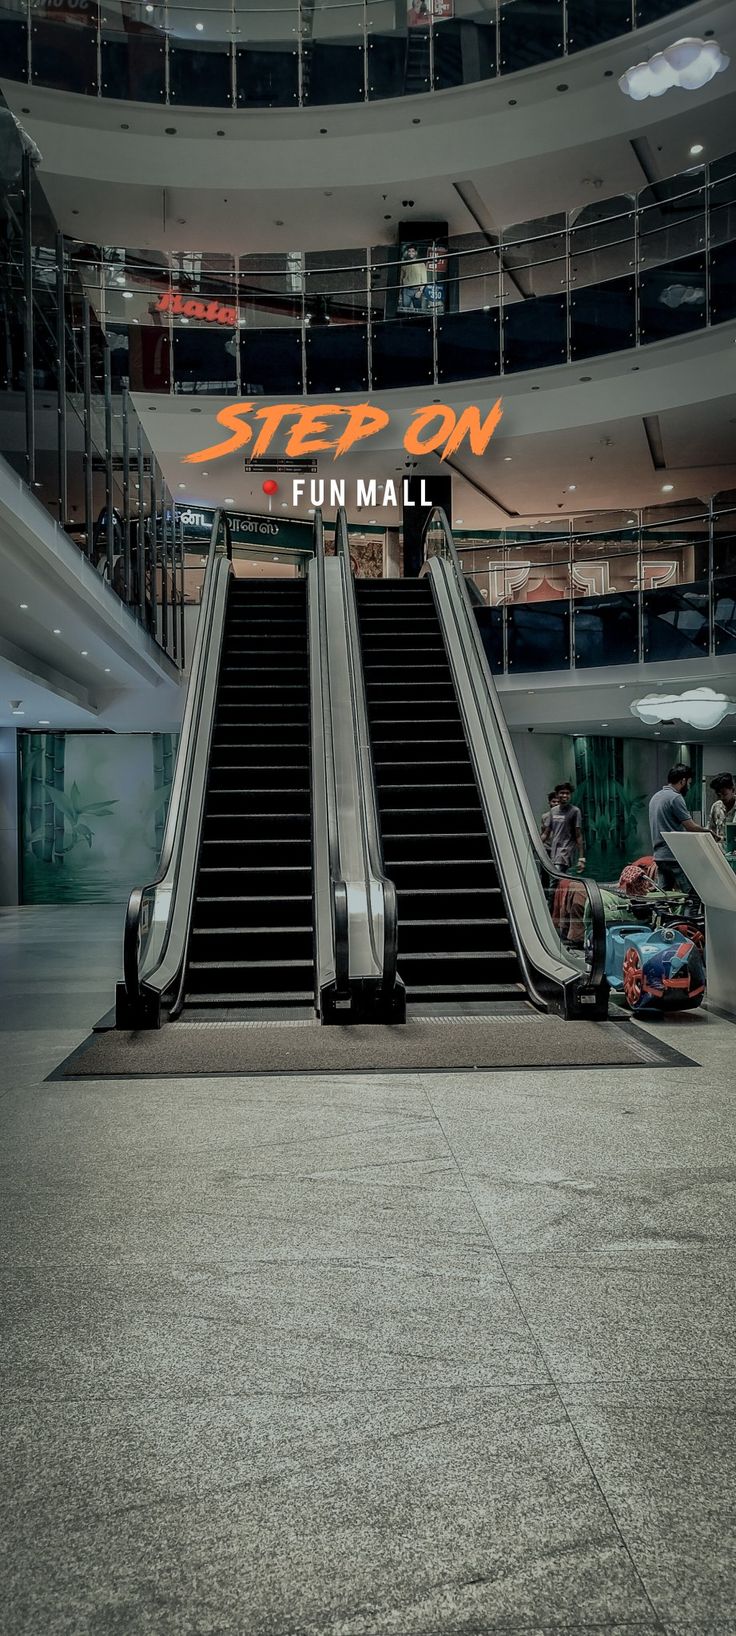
[{"left": 151, "top": 291, "right": 238, "bottom": 326}]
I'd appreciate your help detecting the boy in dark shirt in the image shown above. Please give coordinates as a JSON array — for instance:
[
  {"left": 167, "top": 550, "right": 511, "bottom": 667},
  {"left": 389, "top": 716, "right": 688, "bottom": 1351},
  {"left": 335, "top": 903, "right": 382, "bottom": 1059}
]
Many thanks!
[{"left": 540, "top": 783, "right": 586, "bottom": 873}]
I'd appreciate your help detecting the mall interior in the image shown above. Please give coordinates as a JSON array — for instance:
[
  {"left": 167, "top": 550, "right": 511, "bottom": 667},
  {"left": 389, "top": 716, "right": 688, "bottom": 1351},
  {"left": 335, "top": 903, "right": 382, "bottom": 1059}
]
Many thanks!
[{"left": 2, "top": 0, "right": 736, "bottom": 1630}]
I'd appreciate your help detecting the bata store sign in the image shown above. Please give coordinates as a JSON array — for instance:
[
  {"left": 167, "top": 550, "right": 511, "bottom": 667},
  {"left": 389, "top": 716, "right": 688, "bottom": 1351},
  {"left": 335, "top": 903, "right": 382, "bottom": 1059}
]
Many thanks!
[{"left": 151, "top": 292, "right": 238, "bottom": 326}]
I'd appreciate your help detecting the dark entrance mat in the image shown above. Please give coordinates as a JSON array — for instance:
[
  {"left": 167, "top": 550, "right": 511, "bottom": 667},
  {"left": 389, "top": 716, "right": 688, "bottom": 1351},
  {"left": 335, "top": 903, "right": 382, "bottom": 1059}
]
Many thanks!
[{"left": 52, "top": 1014, "right": 696, "bottom": 1079}]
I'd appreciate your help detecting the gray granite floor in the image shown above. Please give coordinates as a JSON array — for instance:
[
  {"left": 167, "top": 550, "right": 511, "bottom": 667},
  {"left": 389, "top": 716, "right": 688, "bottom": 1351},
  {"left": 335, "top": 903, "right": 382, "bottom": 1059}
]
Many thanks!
[{"left": 1, "top": 905, "right": 735, "bottom": 1636}]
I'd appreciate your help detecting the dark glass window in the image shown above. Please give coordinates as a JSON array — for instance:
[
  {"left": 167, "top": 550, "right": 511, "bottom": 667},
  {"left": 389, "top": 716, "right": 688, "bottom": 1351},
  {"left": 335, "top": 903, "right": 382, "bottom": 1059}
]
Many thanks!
[
  {"left": 499, "top": 0, "right": 563, "bottom": 71},
  {"left": 169, "top": 45, "right": 232, "bottom": 107},
  {"left": 172, "top": 327, "right": 237, "bottom": 394},
  {"left": 240, "top": 329, "right": 303, "bottom": 395},
  {"left": 102, "top": 36, "right": 166, "bottom": 103},
  {"left": 502, "top": 294, "right": 567, "bottom": 373},
  {"left": 639, "top": 255, "right": 707, "bottom": 344},
  {"left": 643, "top": 582, "right": 710, "bottom": 662},
  {"left": 0, "top": 8, "right": 28, "bottom": 80},
  {"left": 371, "top": 319, "right": 433, "bottom": 390},
  {"left": 433, "top": 19, "right": 496, "bottom": 89},
  {"left": 567, "top": 0, "right": 631, "bottom": 51},
  {"left": 304, "top": 42, "right": 364, "bottom": 104},
  {"left": 305, "top": 324, "right": 368, "bottom": 394},
  {"left": 570, "top": 277, "right": 635, "bottom": 358},
  {"left": 473, "top": 605, "right": 504, "bottom": 674},
  {"left": 710, "top": 243, "right": 736, "bottom": 325},
  {"left": 506, "top": 602, "right": 570, "bottom": 673},
  {"left": 32, "top": 18, "right": 97, "bottom": 94},
  {"left": 714, "top": 577, "right": 736, "bottom": 655},
  {"left": 237, "top": 47, "right": 299, "bottom": 107},
  {"left": 574, "top": 594, "right": 640, "bottom": 668},
  {"left": 437, "top": 310, "right": 500, "bottom": 383}
]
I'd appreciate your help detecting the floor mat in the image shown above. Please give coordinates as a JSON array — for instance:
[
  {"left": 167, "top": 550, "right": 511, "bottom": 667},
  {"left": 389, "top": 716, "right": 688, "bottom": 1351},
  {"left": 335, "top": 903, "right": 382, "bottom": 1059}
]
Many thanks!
[{"left": 53, "top": 1014, "right": 695, "bottom": 1078}]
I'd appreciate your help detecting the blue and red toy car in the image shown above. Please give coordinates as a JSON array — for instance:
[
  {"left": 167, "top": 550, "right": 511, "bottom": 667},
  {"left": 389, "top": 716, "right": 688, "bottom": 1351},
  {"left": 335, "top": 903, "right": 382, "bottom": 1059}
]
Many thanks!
[{"left": 605, "top": 922, "right": 705, "bottom": 1012}]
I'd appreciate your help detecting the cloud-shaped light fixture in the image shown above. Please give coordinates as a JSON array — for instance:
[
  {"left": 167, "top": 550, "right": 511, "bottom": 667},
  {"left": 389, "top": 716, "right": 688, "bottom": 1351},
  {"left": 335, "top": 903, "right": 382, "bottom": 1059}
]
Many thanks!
[
  {"left": 619, "top": 37, "right": 729, "bottom": 101},
  {"left": 631, "top": 688, "right": 736, "bottom": 730}
]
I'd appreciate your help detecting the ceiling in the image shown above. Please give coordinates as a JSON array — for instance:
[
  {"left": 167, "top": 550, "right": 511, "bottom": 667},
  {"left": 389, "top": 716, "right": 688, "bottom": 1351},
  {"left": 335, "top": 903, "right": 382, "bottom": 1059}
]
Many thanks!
[{"left": 3, "top": 0, "right": 735, "bottom": 255}]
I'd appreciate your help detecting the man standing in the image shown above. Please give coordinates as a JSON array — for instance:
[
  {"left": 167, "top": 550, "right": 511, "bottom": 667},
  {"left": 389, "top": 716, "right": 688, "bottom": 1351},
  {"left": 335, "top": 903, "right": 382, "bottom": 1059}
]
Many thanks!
[
  {"left": 648, "top": 763, "right": 709, "bottom": 892},
  {"left": 540, "top": 782, "right": 586, "bottom": 873}
]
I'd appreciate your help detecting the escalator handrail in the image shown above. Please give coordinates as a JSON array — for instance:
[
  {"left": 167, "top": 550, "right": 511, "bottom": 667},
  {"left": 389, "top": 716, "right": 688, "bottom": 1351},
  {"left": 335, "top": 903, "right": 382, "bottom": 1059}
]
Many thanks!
[
  {"left": 313, "top": 511, "right": 350, "bottom": 998},
  {"left": 422, "top": 506, "right": 607, "bottom": 999},
  {"left": 122, "top": 510, "right": 232, "bottom": 1012},
  {"left": 334, "top": 507, "right": 399, "bottom": 998}
]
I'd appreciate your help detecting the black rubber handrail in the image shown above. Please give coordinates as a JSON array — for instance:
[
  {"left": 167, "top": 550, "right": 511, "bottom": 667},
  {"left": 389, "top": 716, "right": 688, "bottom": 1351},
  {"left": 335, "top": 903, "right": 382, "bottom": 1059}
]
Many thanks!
[
  {"left": 334, "top": 507, "right": 399, "bottom": 1002},
  {"left": 422, "top": 505, "right": 608, "bottom": 1004},
  {"left": 122, "top": 509, "right": 232, "bottom": 1020},
  {"left": 313, "top": 510, "right": 350, "bottom": 1002}
]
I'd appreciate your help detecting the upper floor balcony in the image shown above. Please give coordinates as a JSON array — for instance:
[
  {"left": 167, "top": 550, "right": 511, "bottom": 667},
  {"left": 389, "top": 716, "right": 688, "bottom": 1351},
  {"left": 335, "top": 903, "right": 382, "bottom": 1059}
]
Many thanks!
[
  {"left": 31, "top": 150, "right": 736, "bottom": 398},
  {"left": 0, "top": 0, "right": 698, "bottom": 110}
]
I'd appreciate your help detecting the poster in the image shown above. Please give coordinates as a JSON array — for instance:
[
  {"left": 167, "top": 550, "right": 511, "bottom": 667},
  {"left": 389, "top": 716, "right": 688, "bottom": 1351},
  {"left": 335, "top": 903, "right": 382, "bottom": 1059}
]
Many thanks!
[
  {"left": 398, "top": 239, "right": 448, "bottom": 315},
  {"left": 407, "top": 0, "right": 454, "bottom": 24}
]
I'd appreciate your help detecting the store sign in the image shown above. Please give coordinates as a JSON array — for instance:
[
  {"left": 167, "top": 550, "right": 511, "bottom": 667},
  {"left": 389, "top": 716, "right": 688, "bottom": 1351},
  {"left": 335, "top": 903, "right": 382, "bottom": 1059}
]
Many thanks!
[
  {"left": 407, "top": 0, "right": 454, "bottom": 23},
  {"left": 176, "top": 506, "right": 314, "bottom": 553},
  {"left": 151, "top": 292, "right": 238, "bottom": 326}
]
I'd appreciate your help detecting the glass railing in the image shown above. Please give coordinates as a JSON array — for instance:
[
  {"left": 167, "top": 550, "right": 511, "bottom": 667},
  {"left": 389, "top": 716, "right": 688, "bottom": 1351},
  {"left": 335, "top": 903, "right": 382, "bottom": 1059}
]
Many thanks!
[
  {"left": 459, "top": 498, "right": 736, "bottom": 673},
  {"left": 0, "top": 112, "right": 184, "bottom": 668},
  {"left": 0, "top": 0, "right": 694, "bottom": 108},
  {"left": 51, "top": 152, "right": 736, "bottom": 397}
]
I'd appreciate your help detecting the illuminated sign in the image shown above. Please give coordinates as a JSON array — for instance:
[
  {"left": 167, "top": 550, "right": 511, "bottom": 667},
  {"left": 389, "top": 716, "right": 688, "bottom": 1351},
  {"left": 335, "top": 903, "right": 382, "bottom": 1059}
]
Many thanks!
[
  {"left": 184, "top": 399, "right": 503, "bottom": 465},
  {"left": 151, "top": 292, "right": 238, "bottom": 326}
]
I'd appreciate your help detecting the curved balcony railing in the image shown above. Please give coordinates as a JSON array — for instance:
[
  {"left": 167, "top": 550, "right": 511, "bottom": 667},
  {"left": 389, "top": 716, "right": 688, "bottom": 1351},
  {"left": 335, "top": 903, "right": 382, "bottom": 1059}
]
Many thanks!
[
  {"left": 32, "top": 151, "right": 735, "bottom": 398},
  {"left": 0, "top": 0, "right": 695, "bottom": 110},
  {"left": 458, "top": 496, "right": 736, "bottom": 675}
]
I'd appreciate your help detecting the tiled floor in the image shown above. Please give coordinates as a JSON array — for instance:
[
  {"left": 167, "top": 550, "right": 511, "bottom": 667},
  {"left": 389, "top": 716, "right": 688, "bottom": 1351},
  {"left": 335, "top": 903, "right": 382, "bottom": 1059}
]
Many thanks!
[{"left": 1, "top": 904, "right": 735, "bottom": 1636}]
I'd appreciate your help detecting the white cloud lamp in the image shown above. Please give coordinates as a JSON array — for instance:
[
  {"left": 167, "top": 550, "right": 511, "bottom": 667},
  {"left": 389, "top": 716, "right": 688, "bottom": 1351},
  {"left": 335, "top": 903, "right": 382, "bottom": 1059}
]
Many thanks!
[
  {"left": 619, "top": 38, "right": 729, "bottom": 101},
  {"left": 631, "top": 688, "right": 736, "bottom": 730}
]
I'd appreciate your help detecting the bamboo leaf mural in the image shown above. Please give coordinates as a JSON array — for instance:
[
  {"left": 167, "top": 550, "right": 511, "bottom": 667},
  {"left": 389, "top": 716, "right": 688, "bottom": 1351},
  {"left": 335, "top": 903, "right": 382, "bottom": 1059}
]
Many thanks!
[{"left": 20, "top": 731, "right": 179, "bottom": 903}]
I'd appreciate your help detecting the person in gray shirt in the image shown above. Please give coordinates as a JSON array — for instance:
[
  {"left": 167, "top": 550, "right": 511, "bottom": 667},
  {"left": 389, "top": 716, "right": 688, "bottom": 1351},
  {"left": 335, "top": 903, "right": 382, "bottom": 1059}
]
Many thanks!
[
  {"left": 649, "top": 763, "right": 708, "bottom": 893},
  {"left": 540, "top": 782, "right": 586, "bottom": 872}
]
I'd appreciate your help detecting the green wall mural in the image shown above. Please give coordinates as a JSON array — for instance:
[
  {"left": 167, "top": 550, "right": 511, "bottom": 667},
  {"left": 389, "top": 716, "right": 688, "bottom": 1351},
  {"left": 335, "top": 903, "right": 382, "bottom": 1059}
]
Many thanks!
[
  {"left": 513, "top": 732, "right": 703, "bottom": 884},
  {"left": 20, "top": 733, "right": 177, "bottom": 903}
]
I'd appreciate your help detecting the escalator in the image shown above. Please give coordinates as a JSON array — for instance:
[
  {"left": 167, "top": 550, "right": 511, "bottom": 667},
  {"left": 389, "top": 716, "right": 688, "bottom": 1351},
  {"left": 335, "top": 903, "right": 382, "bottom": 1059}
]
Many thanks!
[
  {"left": 356, "top": 578, "right": 525, "bottom": 1005},
  {"left": 184, "top": 578, "right": 314, "bottom": 1013},
  {"left": 119, "top": 510, "right": 401, "bottom": 1030},
  {"left": 344, "top": 508, "right": 608, "bottom": 1020}
]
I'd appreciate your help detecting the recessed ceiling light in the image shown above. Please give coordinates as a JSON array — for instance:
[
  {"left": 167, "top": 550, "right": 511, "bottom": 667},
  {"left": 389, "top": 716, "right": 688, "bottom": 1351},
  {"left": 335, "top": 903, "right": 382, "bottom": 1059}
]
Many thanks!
[
  {"left": 145, "top": 3, "right": 153, "bottom": 10},
  {"left": 281, "top": 502, "right": 288, "bottom": 509},
  {"left": 601, "top": 722, "right": 609, "bottom": 727},
  {"left": 690, "top": 143, "right": 704, "bottom": 156},
  {"left": 178, "top": 483, "right": 186, "bottom": 489},
  {"left": 12, "top": 709, "right": 24, "bottom": 717},
  {"left": 454, "top": 518, "right": 463, "bottom": 525},
  {"left": 19, "top": 602, "right": 28, "bottom": 609},
  {"left": 39, "top": 720, "right": 50, "bottom": 726},
  {"left": 122, "top": 291, "right": 134, "bottom": 300},
  {"left": 53, "top": 628, "right": 61, "bottom": 635},
  {"left": 224, "top": 497, "right": 234, "bottom": 504},
  {"left": 195, "top": 20, "right": 204, "bottom": 29},
  {"left": 80, "top": 650, "right": 88, "bottom": 657},
  {"left": 104, "top": 667, "right": 111, "bottom": 674},
  {"left": 503, "top": 455, "right": 512, "bottom": 462},
  {"left": 568, "top": 485, "right": 577, "bottom": 491},
  {"left": 662, "top": 482, "right": 674, "bottom": 492}
]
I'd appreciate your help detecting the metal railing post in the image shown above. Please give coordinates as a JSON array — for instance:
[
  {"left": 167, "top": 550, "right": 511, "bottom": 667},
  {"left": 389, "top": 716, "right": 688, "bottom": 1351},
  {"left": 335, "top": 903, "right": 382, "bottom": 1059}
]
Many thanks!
[
  {"left": 21, "top": 148, "right": 34, "bottom": 487},
  {"left": 82, "top": 296, "right": 94, "bottom": 558},
  {"left": 55, "top": 231, "right": 67, "bottom": 527}
]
